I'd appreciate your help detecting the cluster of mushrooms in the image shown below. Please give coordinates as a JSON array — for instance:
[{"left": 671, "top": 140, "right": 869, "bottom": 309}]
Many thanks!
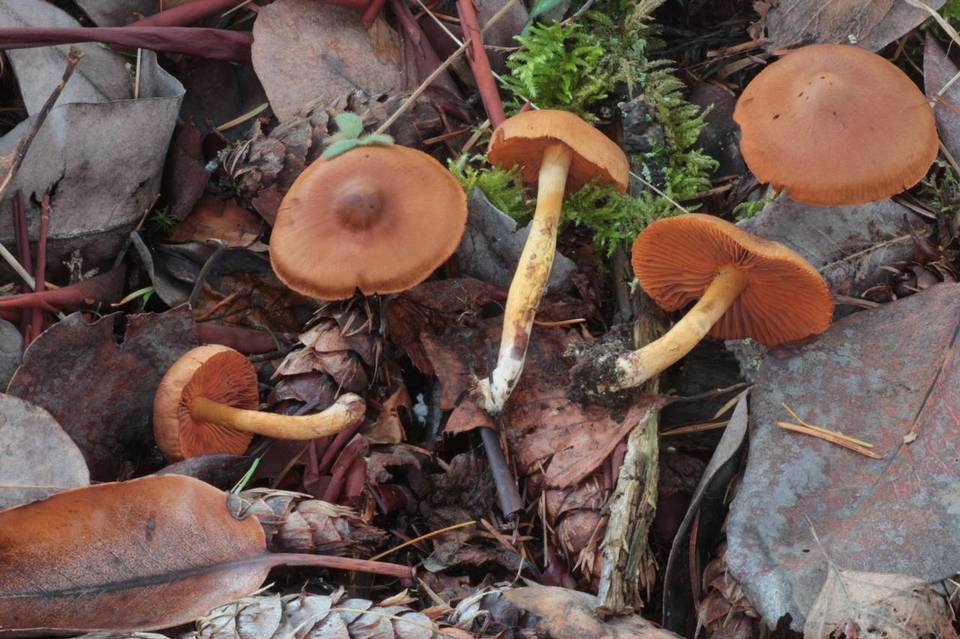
[{"left": 152, "top": 43, "right": 939, "bottom": 460}]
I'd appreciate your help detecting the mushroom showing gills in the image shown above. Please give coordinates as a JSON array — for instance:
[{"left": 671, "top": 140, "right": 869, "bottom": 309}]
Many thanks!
[
  {"left": 734, "top": 43, "right": 938, "bottom": 206},
  {"left": 573, "top": 214, "right": 833, "bottom": 395},
  {"left": 269, "top": 145, "right": 467, "bottom": 300},
  {"left": 474, "top": 110, "right": 629, "bottom": 413},
  {"left": 154, "top": 345, "right": 366, "bottom": 461}
]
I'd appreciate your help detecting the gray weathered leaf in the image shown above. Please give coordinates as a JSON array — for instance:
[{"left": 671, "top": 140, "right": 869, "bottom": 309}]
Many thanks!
[
  {"left": 457, "top": 188, "right": 575, "bottom": 293},
  {"left": 0, "top": 393, "right": 89, "bottom": 510},
  {"left": 251, "top": 0, "right": 405, "bottom": 122},
  {"left": 726, "top": 282, "right": 960, "bottom": 629},
  {"left": 0, "top": 0, "right": 184, "bottom": 277},
  {"left": 924, "top": 34, "right": 960, "bottom": 162},
  {"left": 739, "top": 197, "right": 924, "bottom": 304},
  {"left": 764, "top": 0, "right": 944, "bottom": 51}
]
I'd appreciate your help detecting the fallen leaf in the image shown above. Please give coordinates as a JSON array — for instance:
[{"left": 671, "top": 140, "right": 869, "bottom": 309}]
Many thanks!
[
  {"left": 251, "top": 0, "right": 405, "bottom": 122},
  {"left": 0, "top": 319, "right": 22, "bottom": 387},
  {"left": 502, "top": 584, "right": 682, "bottom": 638},
  {"left": 427, "top": 319, "right": 660, "bottom": 487},
  {"left": 0, "top": 392, "right": 89, "bottom": 510},
  {"left": 0, "top": 0, "right": 184, "bottom": 275},
  {"left": 763, "top": 0, "right": 944, "bottom": 51},
  {"left": 0, "top": 475, "right": 410, "bottom": 634},
  {"left": 169, "top": 195, "right": 263, "bottom": 247},
  {"left": 924, "top": 34, "right": 960, "bottom": 162},
  {"left": 457, "top": 188, "right": 576, "bottom": 293},
  {"left": 364, "top": 385, "right": 411, "bottom": 444},
  {"left": 161, "top": 123, "right": 211, "bottom": 222},
  {"left": 726, "top": 282, "right": 960, "bottom": 629},
  {"left": 7, "top": 309, "right": 200, "bottom": 480},
  {"left": 804, "top": 565, "right": 958, "bottom": 639},
  {"left": 154, "top": 453, "right": 253, "bottom": 490},
  {"left": 739, "top": 197, "right": 926, "bottom": 310},
  {"left": 662, "top": 394, "right": 749, "bottom": 632}
]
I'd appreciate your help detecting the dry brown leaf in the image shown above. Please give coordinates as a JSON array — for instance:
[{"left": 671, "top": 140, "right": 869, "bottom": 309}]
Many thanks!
[
  {"left": 251, "top": 0, "right": 405, "bottom": 122},
  {"left": 502, "top": 584, "right": 681, "bottom": 638},
  {"left": 168, "top": 196, "right": 263, "bottom": 248},
  {"left": 0, "top": 393, "right": 89, "bottom": 510},
  {"left": 0, "top": 475, "right": 410, "bottom": 634},
  {"left": 364, "top": 386, "right": 411, "bottom": 444},
  {"left": 804, "top": 565, "right": 958, "bottom": 639},
  {"left": 764, "top": 0, "right": 944, "bottom": 51}
]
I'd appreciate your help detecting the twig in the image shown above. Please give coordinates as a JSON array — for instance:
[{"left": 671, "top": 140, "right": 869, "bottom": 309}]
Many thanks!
[
  {"left": 361, "top": 0, "right": 389, "bottom": 26},
  {"left": 533, "top": 317, "right": 586, "bottom": 327},
  {"left": 660, "top": 420, "right": 729, "bottom": 437},
  {"left": 480, "top": 423, "right": 524, "bottom": 520},
  {"left": 215, "top": 102, "right": 269, "bottom": 132},
  {"left": 777, "top": 422, "right": 883, "bottom": 459},
  {"left": 0, "top": 51, "right": 82, "bottom": 290},
  {"left": 782, "top": 403, "right": 874, "bottom": 448},
  {"left": 29, "top": 195, "right": 51, "bottom": 344},
  {"left": 457, "top": 0, "right": 506, "bottom": 127},
  {"left": 188, "top": 241, "right": 228, "bottom": 308},
  {"left": 369, "top": 520, "right": 477, "bottom": 561},
  {"left": 374, "top": 0, "right": 521, "bottom": 135}
]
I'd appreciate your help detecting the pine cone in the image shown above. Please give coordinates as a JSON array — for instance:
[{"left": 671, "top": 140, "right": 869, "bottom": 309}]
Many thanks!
[
  {"left": 185, "top": 590, "right": 439, "bottom": 639},
  {"left": 239, "top": 488, "right": 388, "bottom": 555},
  {"left": 218, "top": 91, "right": 445, "bottom": 222}
]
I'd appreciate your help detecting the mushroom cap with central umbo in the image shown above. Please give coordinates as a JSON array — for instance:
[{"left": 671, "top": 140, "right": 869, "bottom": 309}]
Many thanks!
[
  {"left": 154, "top": 344, "right": 259, "bottom": 461},
  {"left": 270, "top": 145, "right": 468, "bottom": 300},
  {"left": 487, "top": 110, "right": 630, "bottom": 193},
  {"left": 733, "top": 44, "right": 938, "bottom": 206},
  {"left": 632, "top": 214, "right": 833, "bottom": 346}
]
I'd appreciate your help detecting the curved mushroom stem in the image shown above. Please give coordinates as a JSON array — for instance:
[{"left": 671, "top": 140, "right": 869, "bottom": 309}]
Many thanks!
[
  {"left": 476, "top": 143, "right": 573, "bottom": 413},
  {"left": 190, "top": 393, "right": 366, "bottom": 439},
  {"left": 606, "top": 265, "right": 748, "bottom": 392}
]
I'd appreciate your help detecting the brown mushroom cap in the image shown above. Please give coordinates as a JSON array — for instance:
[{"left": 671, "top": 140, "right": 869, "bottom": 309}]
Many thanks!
[
  {"left": 154, "top": 344, "right": 259, "bottom": 461},
  {"left": 733, "top": 44, "right": 938, "bottom": 206},
  {"left": 270, "top": 145, "right": 468, "bottom": 300},
  {"left": 631, "top": 214, "right": 833, "bottom": 346},
  {"left": 487, "top": 110, "right": 630, "bottom": 193}
]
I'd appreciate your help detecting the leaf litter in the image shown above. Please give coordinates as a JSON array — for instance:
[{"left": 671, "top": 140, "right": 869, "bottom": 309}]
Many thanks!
[{"left": 2, "top": 0, "right": 960, "bottom": 637}]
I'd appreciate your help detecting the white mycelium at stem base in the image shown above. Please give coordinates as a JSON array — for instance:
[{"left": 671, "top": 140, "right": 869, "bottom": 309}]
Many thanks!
[
  {"left": 608, "top": 264, "right": 747, "bottom": 392},
  {"left": 475, "top": 143, "right": 573, "bottom": 413}
]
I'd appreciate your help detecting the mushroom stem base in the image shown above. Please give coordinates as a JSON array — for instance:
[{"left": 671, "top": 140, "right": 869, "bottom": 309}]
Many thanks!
[
  {"left": 611, "top": 265, "right": 748, "bottom": 391},
  {"left": 476, "top": 142, "right": 573, "bottom": 414},
  {"left": 190, "top": 394, "right": 366, "bottom": 440}
]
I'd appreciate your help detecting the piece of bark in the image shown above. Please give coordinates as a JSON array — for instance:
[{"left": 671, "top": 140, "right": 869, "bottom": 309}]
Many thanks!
[{"left": 596, "top": 289, "right": 665, "bottom": 613}]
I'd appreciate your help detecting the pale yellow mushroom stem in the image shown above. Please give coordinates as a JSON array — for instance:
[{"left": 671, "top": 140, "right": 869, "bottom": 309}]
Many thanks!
[
  {"left": 476, "top": 143, "right": 573, "bottom": 414},
  {"left": 605, "top": 264, "right": 748, "bottom": 392},
  {"left": 190, "top": 393, "right": 366, "bottom": 439}
]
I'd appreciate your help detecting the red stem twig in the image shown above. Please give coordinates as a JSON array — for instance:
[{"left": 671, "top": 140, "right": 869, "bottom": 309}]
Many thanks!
[
  {"left": 457, "top": 0, "right": 505, "bottom": 127},
  {"left": 28, "top": 195, "right": 51, "bottom": 345},
  {"left": 0, "top": 27, "right": 252, "bottom": 62},
  {"left": 0, "top": 268, "right": 125, "bottom": 310},
  {"left": 12, "top": 192, "right": 31, "bottom": 337}
]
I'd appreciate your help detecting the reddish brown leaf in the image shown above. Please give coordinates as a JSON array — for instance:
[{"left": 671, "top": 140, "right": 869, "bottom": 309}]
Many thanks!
[
  {"left": 0, "top": 475, "right": 412, "bottom": 634},
  {"left": 7, "top": 309, "right": 200, "bottom": 480},
  {"left": 169, "top": 196, "right": 263, "bottom": 247}
]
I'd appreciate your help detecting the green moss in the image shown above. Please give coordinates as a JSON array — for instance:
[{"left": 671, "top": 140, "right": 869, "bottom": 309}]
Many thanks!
[
  {"left": 502, "top": 21, "right": 611, "bottom": 120},
  {"left": 476, "top": 0, "right": 717, "bottom": 256}
]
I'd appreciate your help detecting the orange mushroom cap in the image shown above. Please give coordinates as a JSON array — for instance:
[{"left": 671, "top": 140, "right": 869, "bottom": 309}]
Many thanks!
[
  {"left": 487, "top": 110, "right": 630, "bottom": 193},
  {"left": 270, "top": 145, "right": 468, "bottom": 300},
  {"left": 733, "top": 44, "right": 938, "bottom": 206},
  {"left": 154, "top": 344, "right": 259, "bottom": 461},
  {"left": 631, "top": 214, "right": 833, "bottom": 346}
]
